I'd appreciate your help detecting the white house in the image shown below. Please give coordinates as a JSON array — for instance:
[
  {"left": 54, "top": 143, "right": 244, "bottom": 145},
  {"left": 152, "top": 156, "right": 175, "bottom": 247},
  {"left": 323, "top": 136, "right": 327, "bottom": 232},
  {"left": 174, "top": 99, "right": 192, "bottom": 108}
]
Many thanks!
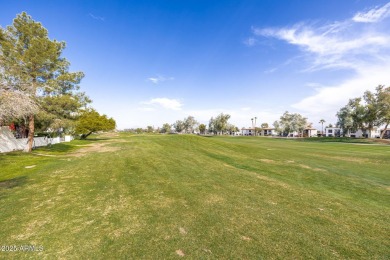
[
  {"left": 362, "top": 128, "right": 380, "bottom": 138},
  {"left": 304, "top": 127, "right": 318, "bottom": 137},
  {"left": 344, "top": 128, "right": 381, "bottom": 138},
  {"left": 261, "top": 128, "right": 277, "bottom": 136},
  {"left": 241, "top": 127, "right": 255, "bottom": 136},
  {"left": 325, "top": 127, "right": 381, "bottom": 138},
  {"left": 230, "top": 131, "right": 241, "bottom": 136},
  {"left": 324, "top": 127, "right": 342, "bottom": 137}
]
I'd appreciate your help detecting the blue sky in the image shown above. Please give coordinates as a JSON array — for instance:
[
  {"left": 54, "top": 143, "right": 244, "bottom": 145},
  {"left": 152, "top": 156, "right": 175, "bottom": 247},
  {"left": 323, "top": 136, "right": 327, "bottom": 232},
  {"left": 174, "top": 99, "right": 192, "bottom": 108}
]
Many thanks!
[{"left": 1, "top": 0, "right": 390, "bottom": 129}]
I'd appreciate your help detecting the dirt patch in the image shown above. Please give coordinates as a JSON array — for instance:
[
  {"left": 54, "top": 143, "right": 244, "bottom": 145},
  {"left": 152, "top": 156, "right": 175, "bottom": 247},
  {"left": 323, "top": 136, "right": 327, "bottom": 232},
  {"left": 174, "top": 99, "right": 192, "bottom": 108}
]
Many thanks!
[
  {"left": 105, "top": 138, "right": 128, "bottom": 143},
  {"left": 179, "top": 227, "right": 187, "bottom": 235},
  {"left": 374, "top": 139, "right": 390, "bottom": 145},
  {"left": 32, "top": 153, "right": 58, "bottom": 157},
  {"left": 299, "top": 164, "right": 311, "bottom": 169},
  {"left": 176, "top": 249, "right": 185, "bottom": 257},
  {"left": 242, "top": 236, "right": 251, "bottom": 241},
  {"left": 256, "top": 174, "right": 290, "bottom": 189},
  {"left": 204, "top": 194, "right": 225, "bottom": 205},
  {"left": 259, "top": 159, "right": 275, "bottom": 163},
  {"left": 312, "top": 154, "right": 368, "bottom": 163},
  {"left": 69, "top": 142, "right": 120, "bottom": 157},
  {"left": 100, "top": 132, "right": 120, "bottom": 138},
  {"left": 299, "top": 164, "right": 327, "bottom": 172},
  {"left": 223, "top": 163, "right": 234, "bottom": 168},
  {"left": 53, "top": 170, "right": 65, "bottom": 174}
]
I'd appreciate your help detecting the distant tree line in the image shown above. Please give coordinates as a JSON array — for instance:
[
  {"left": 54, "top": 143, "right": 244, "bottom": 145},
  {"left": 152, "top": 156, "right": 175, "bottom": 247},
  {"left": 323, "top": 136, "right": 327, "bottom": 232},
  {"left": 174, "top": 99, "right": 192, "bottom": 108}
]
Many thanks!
[{"left": 123, "top": 113, "right": 239, "bottom": 135}]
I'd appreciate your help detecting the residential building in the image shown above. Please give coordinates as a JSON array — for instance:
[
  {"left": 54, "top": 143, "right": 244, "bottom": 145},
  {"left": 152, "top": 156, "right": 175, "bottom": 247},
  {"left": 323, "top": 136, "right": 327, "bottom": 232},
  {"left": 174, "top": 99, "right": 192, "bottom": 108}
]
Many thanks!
[
  {"left": 325, "top": 127, "right": 381, "bottom": 138},
  {"left": 241, "top": 127, "right": 254, "bottom": 136},
  {"left": 303, "top": 127, "right": 318, "bottom": 137},
  {"left": 324, "top": 127, "right": 342, "bottom": 137},
  {"left": 261, "top": 128, "right": 277, "bottom": 136}
]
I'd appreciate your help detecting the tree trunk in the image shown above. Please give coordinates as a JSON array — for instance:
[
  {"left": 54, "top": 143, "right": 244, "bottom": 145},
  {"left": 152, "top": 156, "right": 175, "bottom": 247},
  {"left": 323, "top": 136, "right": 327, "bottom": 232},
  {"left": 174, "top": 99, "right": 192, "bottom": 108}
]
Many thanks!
[
  {"left": 27, "top": 114, "right": 34, "bottom": 152},
  {"left": 380, "top": 122, "right": 389, "bottom": 139},
  {"left": 81, "top": 131, "right": 93, "bottom": 139},
  {"left": 367, "top": 125, "right": 374, "bottom": 138}
]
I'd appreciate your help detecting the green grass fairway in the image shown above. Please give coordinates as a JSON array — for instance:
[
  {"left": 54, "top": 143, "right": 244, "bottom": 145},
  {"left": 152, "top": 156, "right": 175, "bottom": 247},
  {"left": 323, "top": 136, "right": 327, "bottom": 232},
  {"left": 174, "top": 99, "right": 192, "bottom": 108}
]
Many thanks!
[{"left": 1, "top": 134, "right": 389, "bottom": 258}]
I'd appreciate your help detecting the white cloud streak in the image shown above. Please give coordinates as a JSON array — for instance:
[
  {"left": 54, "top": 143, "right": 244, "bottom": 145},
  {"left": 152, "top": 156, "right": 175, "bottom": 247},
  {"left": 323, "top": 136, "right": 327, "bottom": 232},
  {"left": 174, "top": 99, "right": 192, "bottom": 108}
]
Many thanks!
[
  {"left": 292, "top": 63, "right": 390, "bottom": 115},
  {"left": 243, "top": 37, "right": 257, "bottom": 46},
  {"left": 254, "top": 21, "right": 390, "bottom": 71},
  {"left": 147, "top": 75, "right": 174, "bottom": 84},
  {"left": 88, "top": 13, "right": 105, "bottom": 21},
  {"left": 141, "top": 98, "right": 182, "bottom": 110},
  {"left": 353, "top": 2, "right": 390, "bottom": 23},
  {"left": 251, "top": 2, "right": 390, "bottom": 125}
]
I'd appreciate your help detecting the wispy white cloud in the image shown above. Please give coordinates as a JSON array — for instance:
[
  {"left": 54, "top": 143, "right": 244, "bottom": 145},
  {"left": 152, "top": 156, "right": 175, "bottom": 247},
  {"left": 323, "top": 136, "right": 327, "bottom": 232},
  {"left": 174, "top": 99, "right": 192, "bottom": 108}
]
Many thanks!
[
  {"left": 353, "top": 2, "right": 390, "bottom": 23},
  {"left": 254, "top": 21, "right": 390, "bottom": 71},
  {"left": 305, "top": 82, "right": 322, "bottom": 88},
  {"left": 141, "top": 98, "right": 182, "bottom": 110},
  {"left": 243, "top": 37, "right": 257, "bottom": 46},
  {"left": 291, "top": 61, "right": 390, "bottom": 127},
  {"left": 147, "top": 75, "right": 174, "bottom": 84},
  {"left": 88, "top": 13, "right": 105, "bottom": 21},
  {"left": 264, "top": 67, "right": 277, "bottom": 74},
  {"left": 251, "top": 2, "right": 390, "bottom": 126}
]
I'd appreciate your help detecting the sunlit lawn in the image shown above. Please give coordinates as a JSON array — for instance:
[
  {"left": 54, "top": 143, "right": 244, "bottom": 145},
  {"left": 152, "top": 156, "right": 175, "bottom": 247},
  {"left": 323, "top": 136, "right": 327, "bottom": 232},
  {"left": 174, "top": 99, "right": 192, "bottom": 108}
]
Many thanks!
[{"left": 0, "top": 134, "right": 389, "bottom": 258}]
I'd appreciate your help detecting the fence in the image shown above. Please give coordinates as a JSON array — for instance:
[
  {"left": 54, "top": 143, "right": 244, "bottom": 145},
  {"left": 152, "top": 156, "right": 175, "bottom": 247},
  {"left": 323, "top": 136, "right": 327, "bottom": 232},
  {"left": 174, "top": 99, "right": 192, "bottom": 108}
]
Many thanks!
[{"left": 0, "top": 126, "right": 72, "bottom": 153}]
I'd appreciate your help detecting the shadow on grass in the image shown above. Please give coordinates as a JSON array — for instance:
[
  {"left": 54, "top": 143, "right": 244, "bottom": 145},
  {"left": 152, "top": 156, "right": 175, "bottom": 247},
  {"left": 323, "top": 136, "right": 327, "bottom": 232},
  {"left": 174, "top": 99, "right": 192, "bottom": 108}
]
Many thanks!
[
  {"left": 35, "top": 143, "right": 76, "bottom": 153},
  {"left": 72, "top": 138, "right": 110, "bottom": 143},
  {"left": 0, "top": 151, "right": 27, "bottom": 158},
  {"left": 79, "top": 138, "right": 110, "bottom": 141},
  {"left": 296, "top": 137, "right": 385, "bottom": 144},
  {"left": 0, "top": 176, "right": 27, "bottom": 190},
  {"left": 32, "top": 138, "right": 111, "bottom": 155}
]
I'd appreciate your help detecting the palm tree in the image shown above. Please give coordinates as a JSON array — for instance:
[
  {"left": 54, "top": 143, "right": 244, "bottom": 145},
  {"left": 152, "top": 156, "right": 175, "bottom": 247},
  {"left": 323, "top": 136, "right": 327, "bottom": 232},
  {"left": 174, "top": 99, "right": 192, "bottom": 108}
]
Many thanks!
[
  {"left": 254, "top": 117, "right": 257, "bottom": 135},
  {"left": 319, "top": 119, "right": 326, "bottom": 136},
  {"left": 251, "top": 118, "right": 254, "bottom": 135}
]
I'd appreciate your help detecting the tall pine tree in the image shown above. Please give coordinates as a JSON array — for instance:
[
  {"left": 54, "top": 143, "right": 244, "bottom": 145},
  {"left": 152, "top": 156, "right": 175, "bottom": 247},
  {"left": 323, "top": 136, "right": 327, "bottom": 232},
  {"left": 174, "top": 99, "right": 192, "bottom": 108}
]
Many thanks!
[{"left": 0, "top": 12, "right": 88, "bottom": 151}]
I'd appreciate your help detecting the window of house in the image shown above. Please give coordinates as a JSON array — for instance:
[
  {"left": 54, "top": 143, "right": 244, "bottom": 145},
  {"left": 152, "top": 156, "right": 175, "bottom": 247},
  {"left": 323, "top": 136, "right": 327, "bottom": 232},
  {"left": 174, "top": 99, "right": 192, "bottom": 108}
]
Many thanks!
[{"left": 328, "top": 129, "right": 333, "bottom": 133}]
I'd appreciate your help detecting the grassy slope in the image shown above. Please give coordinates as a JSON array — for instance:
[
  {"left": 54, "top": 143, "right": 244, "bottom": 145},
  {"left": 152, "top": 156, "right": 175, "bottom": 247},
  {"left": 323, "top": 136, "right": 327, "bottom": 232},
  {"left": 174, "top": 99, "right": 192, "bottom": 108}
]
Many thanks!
[{"left": 0, "top": 134, "right": 389, "bottom": 259}]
